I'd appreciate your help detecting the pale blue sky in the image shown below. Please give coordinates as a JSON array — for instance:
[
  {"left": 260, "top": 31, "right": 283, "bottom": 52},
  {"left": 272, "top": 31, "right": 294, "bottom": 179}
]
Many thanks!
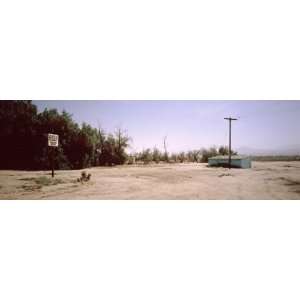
[{"left": 33, "top": 100, "right": 300, "bottom": 154}]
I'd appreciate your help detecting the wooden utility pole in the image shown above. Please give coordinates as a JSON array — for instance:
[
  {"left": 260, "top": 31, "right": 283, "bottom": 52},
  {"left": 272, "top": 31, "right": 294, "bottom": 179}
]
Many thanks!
[
  {"left": 224, "top": 117, "right": 238, "bottom": 169},
  {"left": 163, "top": 136, "right": 168, "bottom": 162}
]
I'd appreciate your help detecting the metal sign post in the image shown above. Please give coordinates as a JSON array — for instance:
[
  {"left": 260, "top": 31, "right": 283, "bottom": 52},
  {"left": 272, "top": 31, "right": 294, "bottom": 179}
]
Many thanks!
[{"left": 48, "top": 134, "right": 59, "bottom": 177}]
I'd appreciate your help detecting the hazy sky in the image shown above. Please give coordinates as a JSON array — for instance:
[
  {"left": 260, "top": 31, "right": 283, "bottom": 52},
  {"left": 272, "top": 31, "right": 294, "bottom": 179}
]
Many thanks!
[{"left": 33, "top": 100, "right": 300, "bottom": 153}]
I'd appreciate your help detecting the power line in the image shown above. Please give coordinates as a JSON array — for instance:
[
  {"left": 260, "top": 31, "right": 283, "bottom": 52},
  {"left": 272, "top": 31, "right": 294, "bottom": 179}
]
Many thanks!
[{"left": 224, "top": 117, "right": 238, "bottom": 169}]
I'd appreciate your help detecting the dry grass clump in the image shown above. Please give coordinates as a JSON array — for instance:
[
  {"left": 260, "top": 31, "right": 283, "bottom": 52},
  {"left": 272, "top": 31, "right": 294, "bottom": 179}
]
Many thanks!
[
  {"left": 20, "top": 176, "right": 64, "bottom": 186},
  {"left": 77, "top": 171, "right": 91, "bottom": 183},
  {"left": 35, "top": 176, "right": 64, "bottom": 186},
  {"left": 19, "top": 176, "right": 65, "bottom": 192},
  {"left": 218, "top": 173, "right": 234, "bottom": 177},
  {"left": 283, "top": 178, "right": 300, "bottom": 186}
]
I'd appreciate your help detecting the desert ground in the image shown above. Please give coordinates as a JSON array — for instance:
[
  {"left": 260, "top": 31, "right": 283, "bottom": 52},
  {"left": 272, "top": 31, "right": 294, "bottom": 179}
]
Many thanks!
[{"left": 0, "top": 161, "right": 300, "bottom": 200}]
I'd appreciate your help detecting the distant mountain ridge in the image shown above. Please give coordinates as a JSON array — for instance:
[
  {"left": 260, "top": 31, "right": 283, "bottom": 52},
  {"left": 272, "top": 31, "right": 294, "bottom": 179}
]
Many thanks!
[{"left": 237, "top": 145, "right": 300, "bottom": 156}]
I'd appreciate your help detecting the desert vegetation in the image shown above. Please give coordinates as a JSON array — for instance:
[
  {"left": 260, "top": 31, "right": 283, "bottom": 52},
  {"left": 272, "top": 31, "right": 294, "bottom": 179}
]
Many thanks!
[
  {"left": 77, "top": 171, "right": 92, "bottom": 183},
  {"left": 250, "top": 156, "right": 300, "bottom": 161},
  {"left": 133, "top": 146, "right": 237, "bottom": 165}
]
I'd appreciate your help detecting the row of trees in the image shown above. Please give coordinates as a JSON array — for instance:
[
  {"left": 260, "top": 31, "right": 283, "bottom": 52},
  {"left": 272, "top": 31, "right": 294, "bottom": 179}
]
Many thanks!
[
  {"left": 132, "top": 146, "right": 237, "bottom": 164},
  {"left": 0, "top": 101, "right": 237, "bottom": 170},
  {"left": 0, "top": 101, "right": 130, "bottom": 170}
]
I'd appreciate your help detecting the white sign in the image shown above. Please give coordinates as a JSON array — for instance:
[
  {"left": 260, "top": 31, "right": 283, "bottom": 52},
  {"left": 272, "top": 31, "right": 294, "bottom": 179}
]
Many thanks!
[{"left": 48, "top": 134, "right": 59, "bottom": 147}]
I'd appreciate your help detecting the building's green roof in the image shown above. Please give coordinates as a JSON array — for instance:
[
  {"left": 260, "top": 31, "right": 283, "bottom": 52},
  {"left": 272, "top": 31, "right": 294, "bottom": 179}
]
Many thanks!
[{"left": 209, "top": 155, "right": 249, "bottom": 160}]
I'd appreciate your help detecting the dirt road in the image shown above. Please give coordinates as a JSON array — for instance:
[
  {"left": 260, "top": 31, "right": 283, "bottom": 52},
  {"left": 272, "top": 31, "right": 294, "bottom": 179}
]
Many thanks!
[{"left": 0, "top": 162, "right": 300, "bottom": 199}]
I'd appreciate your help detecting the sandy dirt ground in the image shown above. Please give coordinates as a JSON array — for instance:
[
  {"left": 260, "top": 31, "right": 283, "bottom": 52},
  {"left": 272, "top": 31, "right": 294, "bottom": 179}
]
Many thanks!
[{"left": 0, "top": 162, "right": 300, "bottom": 200}]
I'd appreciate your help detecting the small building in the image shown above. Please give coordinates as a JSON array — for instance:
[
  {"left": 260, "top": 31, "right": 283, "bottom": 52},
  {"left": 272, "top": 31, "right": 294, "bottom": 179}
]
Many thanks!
[{"left": 208, "top": 155, "right": 252, "bottom": 169}]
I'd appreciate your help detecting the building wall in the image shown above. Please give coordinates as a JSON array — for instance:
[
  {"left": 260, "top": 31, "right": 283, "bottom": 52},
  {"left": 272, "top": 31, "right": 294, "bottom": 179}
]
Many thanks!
[{"left": 208, "top": 158, "right": 251, "bottom": 168}]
